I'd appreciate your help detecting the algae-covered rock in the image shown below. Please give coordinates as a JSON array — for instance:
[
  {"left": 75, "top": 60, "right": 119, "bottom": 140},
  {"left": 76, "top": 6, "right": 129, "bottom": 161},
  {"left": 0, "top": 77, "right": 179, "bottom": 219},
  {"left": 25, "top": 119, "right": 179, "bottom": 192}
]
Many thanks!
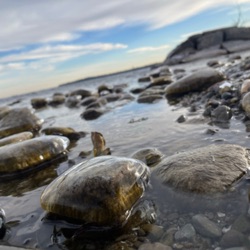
[
  {"left": 0, "top": 135, "right": 69, "bottom": 175},
  {"left": 40, "top": 156, "right": 150, "bottom": 227}
]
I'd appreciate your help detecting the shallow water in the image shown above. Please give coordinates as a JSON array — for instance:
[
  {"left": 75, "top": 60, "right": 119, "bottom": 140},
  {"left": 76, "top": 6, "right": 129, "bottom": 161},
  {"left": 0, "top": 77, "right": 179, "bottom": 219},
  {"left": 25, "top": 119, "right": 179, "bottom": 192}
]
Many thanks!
[{"left": 1, "top": 61, "right": 250, "bottom": 249}]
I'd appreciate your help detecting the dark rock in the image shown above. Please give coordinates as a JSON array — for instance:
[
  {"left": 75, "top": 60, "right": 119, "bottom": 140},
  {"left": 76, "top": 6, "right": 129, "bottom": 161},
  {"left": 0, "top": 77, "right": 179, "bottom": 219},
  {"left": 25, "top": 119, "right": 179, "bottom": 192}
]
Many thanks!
[
  {"left": 101, "top": 93, "right": 121, "bottom": 102},
  {"left": 98, "top": 85, "right": 113, "bottom": 96},
  {"left": 207, "top": 60, "right": 221, "bottom": 67},
  {"left": 224, "top": 27, "right": 250, "bottom": 41},
  {"left": 138, "top": 76, "right": 151, "bottom": 82},
  {"left": 130, "top": 88, "right": 145, "bottom": 94},
  {"left": 81, "top": 108, "right": 104, "bottom": 120},
  {"left": 165, "top": 68, "right": 224, "bottom": 96},
  {"left": 211, "top": 105, "right": 232, "bottom": 123},
  {"left": 220, "top": 229, "right": 248, "bottom": 248},
  {"left": 137, "top": 94, "right": 163, "bottom": 104},
  {"left": 70, "top": 89, "right": 92, "bottom": 99},
  {"left": 176, "top": 115, "right": 186, "bottom": 123},
  {"left": 232, "top": 215, "right": 250, "bottom": 234},
  {"left": 196, "top": 31, "right": 223, "bottom": 50},
  {"left": 205, "top": 128, "right": 218, "bottom": 135},
  {"left": 81, "top": 96, "right": 98, "bottom": 106},
  {"left": 31, "top": 98, "right": 47, "bottom": 109},
  {"left": 221, "top": 92, "right": 233, "bottom": 100}
]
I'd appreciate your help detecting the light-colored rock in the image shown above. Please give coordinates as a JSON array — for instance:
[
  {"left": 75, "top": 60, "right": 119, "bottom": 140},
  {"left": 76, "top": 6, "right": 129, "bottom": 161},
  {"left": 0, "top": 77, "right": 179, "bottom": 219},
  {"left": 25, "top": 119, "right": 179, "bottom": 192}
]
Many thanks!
[
  {"left": 174, "top": 223, "right": 196, "bottom": 241},
  {"left": 153, "top": 144, "right": 249, "bottom": 194},
  {"left": 241, "top": 79, "right": 250, "bottom": 95},
  {"left": 241, "top": 92, "right": 250, "bottom": 115}
]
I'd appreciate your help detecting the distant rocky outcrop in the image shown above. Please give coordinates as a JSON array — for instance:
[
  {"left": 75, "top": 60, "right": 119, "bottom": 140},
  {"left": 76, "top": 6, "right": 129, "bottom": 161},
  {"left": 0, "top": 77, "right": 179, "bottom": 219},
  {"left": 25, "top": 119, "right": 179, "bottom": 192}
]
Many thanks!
[{"left": 164, "top": 27, "right": 250, "bottom": 65}]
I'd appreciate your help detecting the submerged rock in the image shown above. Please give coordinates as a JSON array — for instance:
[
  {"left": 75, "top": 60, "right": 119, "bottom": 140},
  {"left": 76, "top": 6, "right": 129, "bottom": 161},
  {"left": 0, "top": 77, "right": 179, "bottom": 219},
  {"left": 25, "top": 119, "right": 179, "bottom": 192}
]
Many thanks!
[
  {"left": 165, "top": 68, "right": 224, "bottom": 96},
  {"left": 0, "top": 135, "right": 69, "bottom": 175},
  {"left": 40, "top": 156, "right": 150, "bottom": 227},
  {"left": 153, "top": 144, "right": 249, "bottom": 194},
  {"left": 0, "top": 108, "right": 43, "bottom": 138}
]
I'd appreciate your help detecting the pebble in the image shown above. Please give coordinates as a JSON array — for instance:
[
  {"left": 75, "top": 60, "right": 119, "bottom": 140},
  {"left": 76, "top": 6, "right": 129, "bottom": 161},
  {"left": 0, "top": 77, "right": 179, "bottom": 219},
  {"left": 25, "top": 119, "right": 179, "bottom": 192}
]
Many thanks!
[
  {"left": 191, "top": 214, "right": 222, "bottom": 238},
  {"left": 138, "top": 242, "right": 172, "bottom": 250},
  {"left": 220, "top": 229, "right": 248, "bottom": 248},
  {"left": 174, "top": 223, "right": 196, "bottom": 241},
  {"left": 141, "top": 224, "right": 164, "bottom": 241}
]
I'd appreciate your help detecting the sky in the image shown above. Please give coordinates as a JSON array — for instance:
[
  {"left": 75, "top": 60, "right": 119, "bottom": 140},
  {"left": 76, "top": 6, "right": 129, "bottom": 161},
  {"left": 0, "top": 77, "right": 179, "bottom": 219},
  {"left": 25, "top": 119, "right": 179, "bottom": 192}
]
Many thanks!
[{"left": 1, "top": 0, "right": 250, "bottom": 98}]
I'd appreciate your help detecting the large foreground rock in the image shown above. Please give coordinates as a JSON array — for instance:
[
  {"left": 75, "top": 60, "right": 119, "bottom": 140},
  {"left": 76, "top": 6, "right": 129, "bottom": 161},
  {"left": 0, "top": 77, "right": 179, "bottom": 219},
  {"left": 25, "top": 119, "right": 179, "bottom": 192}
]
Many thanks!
[
  {"left": 153, "top": 144, "right": 249, "bottom": 194},
  {"left": 41, "top": 156, "right": 150, "bottom": 227},
  {"left": 165, "top": 67, "right": 224, "bottom": 96}
]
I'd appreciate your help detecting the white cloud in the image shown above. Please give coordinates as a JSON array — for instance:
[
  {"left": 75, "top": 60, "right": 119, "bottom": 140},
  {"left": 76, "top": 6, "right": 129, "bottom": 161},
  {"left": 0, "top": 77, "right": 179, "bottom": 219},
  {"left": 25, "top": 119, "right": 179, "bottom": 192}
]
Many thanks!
[
  {"left": 0, "top": 43, "right": 128, "bottom": 64},
  {"left": 127, "top": 45, "right": 170, "bottom": 53},
  {"left": 0, "top": 0, "right": 249, "bottom": 51}
]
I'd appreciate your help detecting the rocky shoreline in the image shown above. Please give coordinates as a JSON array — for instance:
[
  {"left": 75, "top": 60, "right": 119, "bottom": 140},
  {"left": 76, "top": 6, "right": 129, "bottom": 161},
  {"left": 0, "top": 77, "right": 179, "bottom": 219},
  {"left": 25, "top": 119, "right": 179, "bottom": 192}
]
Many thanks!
[{"left": 1, "top": 28, "right": 250, "bottom": 250}]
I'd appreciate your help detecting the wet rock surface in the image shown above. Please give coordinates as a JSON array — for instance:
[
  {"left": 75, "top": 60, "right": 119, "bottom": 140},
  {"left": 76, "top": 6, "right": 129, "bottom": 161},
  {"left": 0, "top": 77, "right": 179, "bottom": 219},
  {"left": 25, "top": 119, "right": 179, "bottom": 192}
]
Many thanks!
[
  {"left": 40, "top": 156, "right": 150, "bottom": 227},
  {"left": 0, "top": 135, "right": 69, "bottom": 176},
  {"left": 0, "top": 108, "right": 42, "bottom": 138}
]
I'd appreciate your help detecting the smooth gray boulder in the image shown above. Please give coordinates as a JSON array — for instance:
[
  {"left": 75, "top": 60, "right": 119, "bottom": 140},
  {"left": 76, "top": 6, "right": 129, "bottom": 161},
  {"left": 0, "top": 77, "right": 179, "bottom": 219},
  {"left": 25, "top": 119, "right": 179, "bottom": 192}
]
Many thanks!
[{"left": 165, "top": 67, "right": 224, "bottom": 96}]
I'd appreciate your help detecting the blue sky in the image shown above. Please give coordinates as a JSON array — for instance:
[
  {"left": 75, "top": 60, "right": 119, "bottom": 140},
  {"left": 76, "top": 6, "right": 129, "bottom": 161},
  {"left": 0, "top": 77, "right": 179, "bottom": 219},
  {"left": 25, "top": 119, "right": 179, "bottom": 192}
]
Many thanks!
[{"left": 0, "top": 0, "right": 250, "bottom": 98}]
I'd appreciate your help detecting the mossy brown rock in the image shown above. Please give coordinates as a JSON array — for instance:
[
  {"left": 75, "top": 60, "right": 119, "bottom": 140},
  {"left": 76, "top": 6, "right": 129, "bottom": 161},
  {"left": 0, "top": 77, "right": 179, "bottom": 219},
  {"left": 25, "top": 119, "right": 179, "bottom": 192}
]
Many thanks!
[
  {"left": 0, "top": 135, "right": 69, "bottom": 175},
  {"left": 0, "top": 108, "right": 42, "bottom": 138},
  {"left": 153, "top": 144, "right": 249, "bottom": 194},
  {"left": 165, "top": 68, "right": 224, "bottom": 96},
  {"left": 40, "top": 156, "right": 150, "bottom": 227}
]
